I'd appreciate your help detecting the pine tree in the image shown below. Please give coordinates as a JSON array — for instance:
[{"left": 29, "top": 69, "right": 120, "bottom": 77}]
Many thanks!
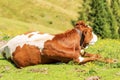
[
  {"left": 90, "top": 0, "right": 112, "bottom": 38},
  {"left": 118, "top": 0, "right": 120, "bottom": 37},
  {"left": 75, "top": 0, "right": 120, "bottom": 39},
  {"left": 110, "top": 0, "right": 120, "bottom": 38}
]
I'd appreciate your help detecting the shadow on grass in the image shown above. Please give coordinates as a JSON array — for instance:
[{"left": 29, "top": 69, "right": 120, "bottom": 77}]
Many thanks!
[
  {"left": 0, "top": 57, "right": 17, "bottom": 68},
  {"left": 0, "top": 58, "right": 6, "bottom": 60}
]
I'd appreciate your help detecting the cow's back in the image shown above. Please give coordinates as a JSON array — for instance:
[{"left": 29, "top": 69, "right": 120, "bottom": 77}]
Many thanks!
[{"left": 0, "top": 32, "right": 54, "bottom": 59}]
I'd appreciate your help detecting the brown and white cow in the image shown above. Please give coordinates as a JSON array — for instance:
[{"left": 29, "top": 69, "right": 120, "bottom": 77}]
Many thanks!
[{"left": 0, "top": 21, "right": 114, "bottom": 68}]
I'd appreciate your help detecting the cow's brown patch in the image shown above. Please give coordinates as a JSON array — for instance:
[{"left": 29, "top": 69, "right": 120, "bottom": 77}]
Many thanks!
[{"left": 12, "top": 44, "right": 41, "bottom": 68}]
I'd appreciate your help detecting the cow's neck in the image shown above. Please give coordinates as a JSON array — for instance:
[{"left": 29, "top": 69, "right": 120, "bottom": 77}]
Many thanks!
[
  {"left": 75, "top": 28, "right": 84, "bottom": 48},
  {"left": 75, "top": 28, "right": 82, "bottom": 37}
]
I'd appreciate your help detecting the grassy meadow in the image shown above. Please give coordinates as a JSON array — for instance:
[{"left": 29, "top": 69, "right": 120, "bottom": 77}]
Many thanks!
[
  {"left": 0, "top": 0, "right": 120, "bottom": 80},
  {"left": 0, "top": 39, "right": 120, "bottom": 80}
]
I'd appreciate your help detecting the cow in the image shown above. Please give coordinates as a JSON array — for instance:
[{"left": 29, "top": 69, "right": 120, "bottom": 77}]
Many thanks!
[{"left": 0, "top": 21, "right": 115, "bottom": 68}]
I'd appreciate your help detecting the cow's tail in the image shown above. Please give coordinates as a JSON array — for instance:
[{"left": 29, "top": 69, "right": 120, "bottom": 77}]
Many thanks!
[
  {"left": 0, "top": 44, "right": 9, "bottom": 59},
  {"left": 0, "top": 41, "right": 7, "bottom": 54},
  {"left": 0, "top": 44, "right": 6, "bottom": 55},
  {"left": 0, "top": 42, "right": 12, "bottom": 60}
]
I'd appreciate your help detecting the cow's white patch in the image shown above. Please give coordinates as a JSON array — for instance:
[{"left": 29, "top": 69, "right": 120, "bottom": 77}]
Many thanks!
[
  {"left": 0, "top": 32, "right": 54, "bottom": 59},
  {"left": 80, "top": 49, "right": 84, "bottom": 54},
  {"left": 89, "top": 32, "right": 97, "bottom": 45},
  {"left": 80, "top": 49, "right": 85, "bottom": 55},
  {"left": 79, "top": 56, "right": 84, "bottom": 62},
  {"left": 86, "top": 25, "right": 97, "bottom": 45}
]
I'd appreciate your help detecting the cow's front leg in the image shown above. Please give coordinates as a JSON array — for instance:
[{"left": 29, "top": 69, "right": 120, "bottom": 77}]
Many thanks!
[
  {"left": 80, "top": 52, "right": 117, "bottom": 63},
  {"left": 81, "top": 52, "right": 101, "bottom": 58},
  {"left": 74, "top": 55, "right": 98, "bottom": 64}
]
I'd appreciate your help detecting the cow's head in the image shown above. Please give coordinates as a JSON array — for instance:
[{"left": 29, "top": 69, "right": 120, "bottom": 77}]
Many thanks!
[{"left": 75, "top": 21, "right": 97, "bottom": 49}]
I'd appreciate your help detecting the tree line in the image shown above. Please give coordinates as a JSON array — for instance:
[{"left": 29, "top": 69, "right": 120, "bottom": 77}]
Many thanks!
[{"left": 75, "top": 0, "right": 120, "bottom": 39}]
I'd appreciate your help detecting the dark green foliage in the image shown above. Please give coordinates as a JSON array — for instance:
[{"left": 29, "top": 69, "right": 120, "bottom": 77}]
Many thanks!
[
  {"left": 90, "top": 0, "right": 119, "bottom": 38},
  {"left": 109, "top": 0, "right": 120, "bottom": 38},
  {"left": 48, "top": 21, "right": 53, "bottom": 24},
  {"left": 2, "top": 34, "right": 10, "bottom": 40},
  {"left": 76, "top": 0, "right": 120, "bottom": 39},
  {"left": 110, "top": 0, "right": 120, "bottom": 38},
  {"left": 110, "top": 63, "right": 120, "bottom": 68}
]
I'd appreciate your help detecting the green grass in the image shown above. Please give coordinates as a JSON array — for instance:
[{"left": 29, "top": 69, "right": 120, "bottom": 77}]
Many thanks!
[
  {"left": 0, "top": 39, "right": 120, "bottom": 80},
  {"left": 86, "top": 39, "right": 120, "bottom": 59}
]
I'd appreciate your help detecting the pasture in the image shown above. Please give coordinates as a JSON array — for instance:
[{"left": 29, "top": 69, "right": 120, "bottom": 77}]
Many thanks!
[
  {"left": 0, "top": 0, "right": 120, "bottom": 80},
  {"left": 0, "top": 39, "right": 120, "bottom": 80}
]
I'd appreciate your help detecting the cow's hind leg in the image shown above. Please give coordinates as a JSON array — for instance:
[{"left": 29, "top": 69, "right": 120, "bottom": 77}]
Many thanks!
[
  {"left": 82, "top": 52, "right": 101, "bottom": 58},
  {"left": 13, "top": 44, "right": 41, "bottom": 68}
]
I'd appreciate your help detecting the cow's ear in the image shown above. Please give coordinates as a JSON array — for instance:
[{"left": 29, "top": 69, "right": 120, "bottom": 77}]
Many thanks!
[
  {"left": 75, "top": 21, "right": 86, "bottom": 31},
  {"left": 75, "top": 21, "right": 85, "bottom": 27},
  {"left": 83, "top": 29, "right": 89, "bottom": 36}
]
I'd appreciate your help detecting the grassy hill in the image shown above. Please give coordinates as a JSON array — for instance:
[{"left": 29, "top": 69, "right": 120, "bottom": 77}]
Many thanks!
[
  {"left": 0, "top": 17, "right": 62, "bottom": 37},
  {"left": 0, "top": 0, "right": 83, "bottom": 39}
]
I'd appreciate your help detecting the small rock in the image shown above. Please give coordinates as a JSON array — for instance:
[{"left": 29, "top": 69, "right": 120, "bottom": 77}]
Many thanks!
[
  {"left": 116, "top": 72, "right": 120, "bottom": 76},
  {"left": 5, "top": 66, "right": 11, "bottom": 71},
  {"left": 85, "top": 76, "right": 100, "bottom": 80}
]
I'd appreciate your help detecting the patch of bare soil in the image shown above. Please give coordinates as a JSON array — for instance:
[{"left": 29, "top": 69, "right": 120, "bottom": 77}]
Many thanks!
[{"left": 28, "top": 68, "right": 48, "bottom": 74}]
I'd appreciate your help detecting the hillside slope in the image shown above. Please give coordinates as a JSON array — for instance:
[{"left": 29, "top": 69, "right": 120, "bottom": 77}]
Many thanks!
[
  {"left": 0, "top": 17, "right": 62, "bottom": 37},
  {"left": 0, "top": 0, "right": 83, "bottom": 39}
]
